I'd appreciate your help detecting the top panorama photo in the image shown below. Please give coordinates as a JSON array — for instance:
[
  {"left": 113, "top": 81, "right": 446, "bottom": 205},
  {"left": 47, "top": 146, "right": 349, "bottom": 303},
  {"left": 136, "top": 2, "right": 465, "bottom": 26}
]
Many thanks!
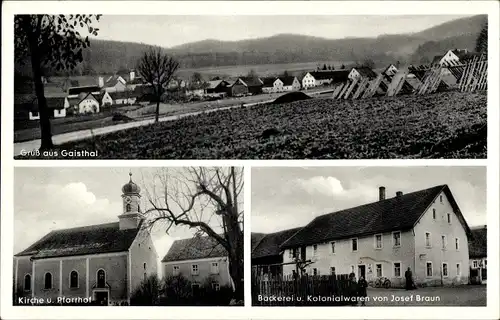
[{"left": 13, "top": 15, "right": 487, "bottom": 159}]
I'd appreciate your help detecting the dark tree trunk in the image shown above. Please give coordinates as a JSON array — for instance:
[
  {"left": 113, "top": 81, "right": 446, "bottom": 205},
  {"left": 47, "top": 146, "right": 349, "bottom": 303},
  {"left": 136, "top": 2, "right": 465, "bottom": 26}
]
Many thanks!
[
  {"left": 224, "top": 208, "right": 244, "bottom": 301},
  {"left": 27, "top": 24, "right": 53, "bottom": 150}
]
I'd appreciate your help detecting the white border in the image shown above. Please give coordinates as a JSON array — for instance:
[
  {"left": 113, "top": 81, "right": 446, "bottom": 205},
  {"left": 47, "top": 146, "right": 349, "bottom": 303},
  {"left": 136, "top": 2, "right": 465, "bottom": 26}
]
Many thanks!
[{"left": 2, "top": 1, "right": 499, "bottom": 320}]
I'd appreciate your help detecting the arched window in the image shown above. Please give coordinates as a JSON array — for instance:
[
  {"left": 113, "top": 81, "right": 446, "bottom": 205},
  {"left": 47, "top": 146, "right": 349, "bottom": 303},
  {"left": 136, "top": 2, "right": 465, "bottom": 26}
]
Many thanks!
[
  {"left": 44, "top": 272, "right": 52, "bottom": 289},
  {"left": 126, "top": 204, "right": 131, "bottom": 212},
  {"left": 24, "top": 274, "right": 31, "bottom": 291},
  {"left": 97, "top": 269, "right": 106, "bottom": 288},
  {"left": 70, "top": 271, "right": 79, "bottom": 288},
  {"left": 143, "top": 262, "right": 147, "bottom": 270}
]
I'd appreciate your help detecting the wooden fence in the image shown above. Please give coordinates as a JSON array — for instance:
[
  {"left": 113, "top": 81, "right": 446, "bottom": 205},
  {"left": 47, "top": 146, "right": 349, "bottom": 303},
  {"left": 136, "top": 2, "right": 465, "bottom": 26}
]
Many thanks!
[
  {"left": 252, "top": 273, "right": 357, "bottom": 306},
  {"left": 332, "top": 57, "right": 487, "bottom": 100}
]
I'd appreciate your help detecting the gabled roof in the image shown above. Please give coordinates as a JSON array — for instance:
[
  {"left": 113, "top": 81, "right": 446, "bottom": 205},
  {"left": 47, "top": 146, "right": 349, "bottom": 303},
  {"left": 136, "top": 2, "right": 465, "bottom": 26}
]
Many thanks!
[
  {"left": 67, "top": 92, "right": 100, "bottom": 106},
  {"left": 206, "top": 80, "right": 229, "bottom": 89},
  {"left": 161, "top": 235, "right": 227, "bottom": 262},
  {"left": 251, "top": 233, "right": 267, "bottom": 252},
  {"left": 279, "top": 76, "right": 297, "bottom": 86},
  {"left": 105, "top": 75, "right": 127, "bottom": 87},
  {"left": 469, "top": 226, "right": 487, "bottom": 258},
  {"left": 310, "top": 70, "right": 350, "bottom": 82},
  {"left": 252, "top": 228, "right": 302, "bottom": 259},
  {"left": 352, "top": 67, "right": 378, "bottom": 79},
  {"left": 281, "top": 185, "right": 471, "bottom": 249},
  {"left": 68, "top": 85, "right": 101, "bottom": 96},
  {"left": 238, "top": 77, "right": 263, "bottom": 87},
  {"left": 15, "top": 222, "right": 140, "bottom": 259},
  {"left": 261, "top": 77, "right": 278, "bottom": 88}
]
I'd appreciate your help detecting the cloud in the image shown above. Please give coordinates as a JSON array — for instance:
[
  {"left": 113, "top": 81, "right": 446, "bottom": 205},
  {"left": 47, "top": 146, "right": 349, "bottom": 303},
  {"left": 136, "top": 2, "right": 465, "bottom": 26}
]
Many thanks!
[{"left": 295, "top": 176, "right": 344, "bottom": 197}]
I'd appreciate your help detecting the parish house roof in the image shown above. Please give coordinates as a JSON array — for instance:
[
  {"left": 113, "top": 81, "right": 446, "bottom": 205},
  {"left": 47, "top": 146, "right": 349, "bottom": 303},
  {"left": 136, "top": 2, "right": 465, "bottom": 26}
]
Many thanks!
[{"left": 162, "top": 235, "right": 227, "bottom": 262}]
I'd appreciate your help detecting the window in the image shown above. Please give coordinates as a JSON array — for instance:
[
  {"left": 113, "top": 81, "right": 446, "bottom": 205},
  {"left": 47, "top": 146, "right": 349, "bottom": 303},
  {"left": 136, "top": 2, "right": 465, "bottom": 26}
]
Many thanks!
[
  {"left": 173, "top": 265, "right": 180, "bottom": 276},
  {"left": 44, "top": 272, "right": 53, "bottom": 289},
  {"left": 393, "top": 262, "right": 401, "bottom": 277},
  {"left": 393, "top": 232, "right": 401, "bottom": 247},
  {"left": 70, "top": 271, "right": 79, "bottom": 288},
  {"left": 313, "top": 244, "right": 318, "bottom": 256},
  {"left": 191, "top": 264, "right": 199, "bottom": 275},
  {"left": 330, "top": 267, "right": 336, "bottom": 275},
  {"left": 440, "top": 195, "right": 443, "bottom": 203},
  {"left": 24, "top": 274, "right": 31, "bottom": 291},
  {"left": 484, "top": 259, "right": 487, "bottom": 267},
  {"left": 97, "top": 269, "right": 106, "bottom": 288},
  {"left": 426, "top": 262, "right": 433, "bottom": 277},
  {"left": 442, "top": 263, "right": 448, "bottom": 277},
  {"left": 212, "top": 281, "right": 220, "bottom": 291},
  {"left": 376, "top": 264, "right": 383, "bottom": 277},
  {"left": 126, "top": 204, "right": 131, "bottom": 212},
  {"left": 375, "top": 234, "right": 383, "bottom": 249},
  {"left": 331, "top": 242, "right": 336, "bottom": 254},
  {"left": 211, "top": 262, "right": 219, "bottom": 274},
  {"left": 455, "top": 238, "right": 459, "bottom": 251},
  {"left": 350, "top": 265, "right": 355, "bottom": 273},
  {"left": 447, "top": 213, "right": 452, "bottom": 224},
  {"left": 425, "top": 232, "right": 431, "bottom": 247},
  {"left": 144, "top": 262, "right": 147, "bottom": 270},
  {"left": 351, "top": 238, "right": 358, "bottom": 252},
  {"left": 289, "top": 249, "right": 293, "bottom": 259},
  {"left": 312, "top": 268, "right": 318, "bottom": 276},
  {"left": 432, "top": 209, "right": 436, "bottom": 220},
  {"left": 472, "top": 260, "right": 479, "bottom": 268},
  {"left": 441, "top": 235, "right": 447, "bottom": 249},
  {"left": 456, "top": 263, "right": 461, "bottom": 276}
]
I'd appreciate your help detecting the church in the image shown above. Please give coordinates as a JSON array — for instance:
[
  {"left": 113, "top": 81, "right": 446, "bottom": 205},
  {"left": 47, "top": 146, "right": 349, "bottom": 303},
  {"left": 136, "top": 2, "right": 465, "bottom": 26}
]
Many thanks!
[{"left": 13, "top": 173, "right": 158, "bottom": 306}]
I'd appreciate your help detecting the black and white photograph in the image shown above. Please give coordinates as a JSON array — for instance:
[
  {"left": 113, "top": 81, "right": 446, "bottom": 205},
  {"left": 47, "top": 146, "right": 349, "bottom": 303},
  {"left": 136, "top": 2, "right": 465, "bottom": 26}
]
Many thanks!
[
  {"left": 13, "top": 14, "right": 487, "bottom": 159},
  {"left": 251, "top": 167, "right": 487, "bottom": 306},
  {"left": 13, "top": 167, "right": 244, "bottom": 306}
]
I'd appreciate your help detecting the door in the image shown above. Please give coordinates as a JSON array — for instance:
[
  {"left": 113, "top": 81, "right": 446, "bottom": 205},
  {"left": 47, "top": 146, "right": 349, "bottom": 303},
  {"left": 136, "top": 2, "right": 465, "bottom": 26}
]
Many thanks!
[
  {"left": 358, "top": 265, "right": 366, "bottom": 279},
  {"left": 95, "top": 291, "right": 109, "bottom": 306},
  {"left": 300, "top": 247, "right": 306, "bottom": 261}
]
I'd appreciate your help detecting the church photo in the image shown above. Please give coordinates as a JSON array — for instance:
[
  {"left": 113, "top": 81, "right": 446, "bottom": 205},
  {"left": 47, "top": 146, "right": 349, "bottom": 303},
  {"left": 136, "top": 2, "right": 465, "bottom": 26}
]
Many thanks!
[{"left": 13, "top": 167, "right": 244, "bottom": 306}]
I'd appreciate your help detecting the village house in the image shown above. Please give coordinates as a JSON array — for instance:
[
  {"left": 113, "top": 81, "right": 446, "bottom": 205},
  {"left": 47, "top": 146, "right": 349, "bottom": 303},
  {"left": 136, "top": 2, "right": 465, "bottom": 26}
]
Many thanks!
[
  {"left": 162, "top": 235, "right": 232, "bottom": 292},
  {"left": 101, "top": 91, "right": 138, "bottom": 106},
  {"left": 228, "top": 79, "right": 249, "bottom": 97},
  {"left": 251, "top": 228, "right": 301, "bottom": 278},
  {"left": 238, "top": 77, "right": 264, "bottom": 95},
  {"left": 280, "top": 185, "right": 472, "bottom": 288},
  {"left": 65, "top": 92, "right": 101, "bottom": 115},
  {"left": 380, "top": 64, "right": 415, "bottom": 94},
  {"left": 13, "top": 173, "right": 158, "bottom": 306},
  {"left": 15, "top": 96, "right": 67, "bottom": 121},
  {"left": 101, "top": 75, "right": 127, "bottom": 93},
  {"left": 279, "top": 76, "right": 302, "bottom": 92},
  {"left": 261, "top": 77, "right": 279, "bottom": 93},
  {"left": 347, "top": 67, "right": 378, "bottom": 81},
  {"left": 302, "top": 71, "right": 350, "bottom": 88},
  {"left": 431, "top": 49, "right": 481, "bottom": 66},
  {"left": 468, "top": 225, "right": 487, "bottom": 284},
  {"left": 205, "top": 80, "right": 230, "bottom": 96},
  {"left": 67, "top": 85, "right": 101, "bottom": 98}
]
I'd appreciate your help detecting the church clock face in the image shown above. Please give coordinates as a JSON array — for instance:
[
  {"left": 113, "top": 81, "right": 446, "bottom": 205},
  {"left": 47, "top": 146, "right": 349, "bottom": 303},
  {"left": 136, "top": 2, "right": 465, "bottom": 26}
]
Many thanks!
[{"left": 125, "top": 196, "right": 132, "bottom": 204}]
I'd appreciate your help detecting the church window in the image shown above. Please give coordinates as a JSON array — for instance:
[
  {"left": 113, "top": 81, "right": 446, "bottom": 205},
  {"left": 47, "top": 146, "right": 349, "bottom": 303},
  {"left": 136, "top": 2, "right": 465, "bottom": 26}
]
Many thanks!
[
  {"left": 97, "top": 269, "right": 106, "bottom": 288},
  {"left": 144, "top": 262, "right": 147, "bottom": 270},
  {"left": 126, "top": 204, "right": 131, "bottom": 212},
  {"left": 24, "top": 274, "right": 31, "bottom": 291},
  {"left": 44, "top": 272, "right": 53, "bottom": 289},
  {"left": 70, "top": 271, "right": 79, "bottom": 288}
]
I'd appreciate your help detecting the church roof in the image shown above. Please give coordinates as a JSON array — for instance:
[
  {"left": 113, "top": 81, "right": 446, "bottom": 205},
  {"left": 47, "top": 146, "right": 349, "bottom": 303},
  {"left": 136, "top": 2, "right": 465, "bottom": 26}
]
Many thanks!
[{"left": 15, "top": 222, "right": 140, "bottom": 259}]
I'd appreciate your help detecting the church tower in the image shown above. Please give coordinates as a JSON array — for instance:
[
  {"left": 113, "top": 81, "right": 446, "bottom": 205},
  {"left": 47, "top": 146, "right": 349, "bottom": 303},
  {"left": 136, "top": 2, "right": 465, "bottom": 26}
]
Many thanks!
[{"left": 118, "top": 172, "right": 143, "bottom": 230}]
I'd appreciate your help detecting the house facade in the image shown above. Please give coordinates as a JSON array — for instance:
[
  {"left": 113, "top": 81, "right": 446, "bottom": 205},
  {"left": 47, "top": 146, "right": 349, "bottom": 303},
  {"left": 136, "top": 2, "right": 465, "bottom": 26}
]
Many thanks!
[
  {"left": 279, "top": 76, "right": 301, "bottom": 92},
  {"left": 228, "top": 79, "right": 249, "bottom": 97},
  {"left": 280, "top": 185, "right": 471, "bottom": 287},
  {"left": 13, "top": 174, "right": 158, "bottom": 306},
  {"left": 65, "top": 93, "right": 101, "bottom": 115},
  {"left": 205, "top": 80, "right": 230, "bottom": 95},
  {"left": 162, "top": 236, "right": 232, "bottom": 291},
  {"left": 301, "top": 73, "right": 316, "bottom": 89},
  {"left": 348, "top": 67, "right": 378, "bottom": 81},
  {"left": 468, "top": 226, "right": 487, "bottom": 284}
]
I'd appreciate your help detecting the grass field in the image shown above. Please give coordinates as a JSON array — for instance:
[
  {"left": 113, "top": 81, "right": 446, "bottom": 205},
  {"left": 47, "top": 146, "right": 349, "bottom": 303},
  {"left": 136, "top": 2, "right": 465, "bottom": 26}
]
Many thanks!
[{"left": 19, "top": 91, "right": 486, "bottom": 159}]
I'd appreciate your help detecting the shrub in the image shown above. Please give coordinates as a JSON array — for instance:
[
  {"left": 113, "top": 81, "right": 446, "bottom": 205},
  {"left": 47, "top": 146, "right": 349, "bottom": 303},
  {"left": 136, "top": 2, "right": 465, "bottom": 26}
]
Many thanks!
[{"left": 130, "top": 274, "right": 161, "bottom": 306}]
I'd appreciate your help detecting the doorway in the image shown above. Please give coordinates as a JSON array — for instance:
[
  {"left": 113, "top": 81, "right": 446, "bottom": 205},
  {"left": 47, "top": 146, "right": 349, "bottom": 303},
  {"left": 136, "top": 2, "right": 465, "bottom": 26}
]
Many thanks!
[
  {"left": 95, "top": 291, "right": 109, "bottom": 306},
  {"left": 358, "top": 265, "right": 366, "bottom": 279}
]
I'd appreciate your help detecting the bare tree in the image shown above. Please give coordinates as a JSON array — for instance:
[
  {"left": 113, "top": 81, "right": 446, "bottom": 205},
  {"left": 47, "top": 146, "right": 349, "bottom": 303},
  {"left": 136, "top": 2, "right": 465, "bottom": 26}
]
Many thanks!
[
  {"left": 141, "top": 167, "right": 244, "bottom": 300},
  {"left": 137, "top": 47, "right": 179, "bottom": 123}
]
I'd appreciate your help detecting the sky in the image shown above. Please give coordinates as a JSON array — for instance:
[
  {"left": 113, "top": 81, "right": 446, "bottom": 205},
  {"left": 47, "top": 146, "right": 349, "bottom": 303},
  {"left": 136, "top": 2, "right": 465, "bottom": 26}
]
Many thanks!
[
  {"left": 93, "top": 15, "right": 472, "bottom": 48},
  {"left": 251, "top": 167, "right": 487, "bottom": 233},
  {"left": 14, "top": 167, "right": 242, "bottom": 276}
]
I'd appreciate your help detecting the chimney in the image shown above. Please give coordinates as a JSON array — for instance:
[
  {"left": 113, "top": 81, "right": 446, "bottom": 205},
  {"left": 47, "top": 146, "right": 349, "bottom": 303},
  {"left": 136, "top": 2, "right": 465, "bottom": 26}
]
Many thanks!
[
  {"left": 379, "top": 186, "right": 386, "bottom": 201},
  {"left": 396, "top": 191, "right": 403, "bottom": 197},
  {"left": 98, "top": 76, "right": 104, "bottom": 88}
]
